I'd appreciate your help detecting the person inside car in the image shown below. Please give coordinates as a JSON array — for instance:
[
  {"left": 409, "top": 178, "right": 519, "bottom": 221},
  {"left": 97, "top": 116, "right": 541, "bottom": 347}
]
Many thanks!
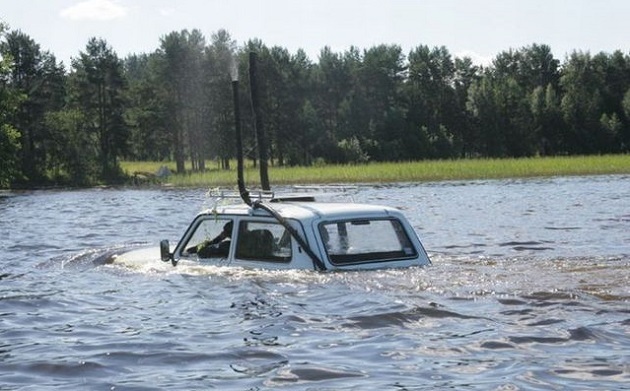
[{"left": 187, "top": 221, "right": 233, "bottom": 258}]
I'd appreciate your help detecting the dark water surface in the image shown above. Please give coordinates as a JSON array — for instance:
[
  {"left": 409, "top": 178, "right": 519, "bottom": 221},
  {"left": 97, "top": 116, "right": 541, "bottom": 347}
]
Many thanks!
[{"left": 1, "top": 176, "right": 628, "bottom": 390}]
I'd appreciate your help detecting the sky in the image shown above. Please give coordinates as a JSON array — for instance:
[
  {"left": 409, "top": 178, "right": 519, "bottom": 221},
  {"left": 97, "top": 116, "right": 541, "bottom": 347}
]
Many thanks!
[{"left": 2, "top": 0, "right": 630, "bottom": 67}]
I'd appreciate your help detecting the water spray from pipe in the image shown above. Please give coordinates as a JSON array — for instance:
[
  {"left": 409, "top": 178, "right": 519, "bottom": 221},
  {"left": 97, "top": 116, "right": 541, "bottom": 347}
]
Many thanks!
[{"left": 230, "top": 56, "right": 239, "bottom": 82}]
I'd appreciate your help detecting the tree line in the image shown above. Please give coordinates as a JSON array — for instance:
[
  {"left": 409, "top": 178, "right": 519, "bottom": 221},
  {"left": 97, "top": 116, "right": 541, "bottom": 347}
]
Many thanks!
[{"left": 1, "top": 23, "right": 629, "bottom": 188}]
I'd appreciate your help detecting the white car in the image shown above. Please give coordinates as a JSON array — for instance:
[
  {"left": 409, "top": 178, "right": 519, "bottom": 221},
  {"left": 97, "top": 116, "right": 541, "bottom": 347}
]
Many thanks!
[{"left": 108, "top": 195, "right": 431, "bottom": 271}]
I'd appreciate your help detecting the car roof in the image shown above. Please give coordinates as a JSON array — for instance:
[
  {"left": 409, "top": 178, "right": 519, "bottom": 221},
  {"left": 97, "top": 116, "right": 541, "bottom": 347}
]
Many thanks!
[{"left": 200, "top": 201, "right": 402, "bottom": 221}]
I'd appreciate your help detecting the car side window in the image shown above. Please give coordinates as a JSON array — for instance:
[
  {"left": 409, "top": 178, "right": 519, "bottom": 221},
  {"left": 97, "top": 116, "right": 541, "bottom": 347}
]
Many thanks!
[
  {"left": 183, "top": 219, "right": 233, "bottom": 257},
  {"left": 236, "top": 221, "right": 291, "bottom": 262}
]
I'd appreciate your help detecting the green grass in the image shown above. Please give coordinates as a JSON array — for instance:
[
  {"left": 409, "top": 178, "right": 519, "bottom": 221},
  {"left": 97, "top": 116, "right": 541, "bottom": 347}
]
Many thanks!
[{"left": 121, "top": 154, "right": 630, "bottom": 187}]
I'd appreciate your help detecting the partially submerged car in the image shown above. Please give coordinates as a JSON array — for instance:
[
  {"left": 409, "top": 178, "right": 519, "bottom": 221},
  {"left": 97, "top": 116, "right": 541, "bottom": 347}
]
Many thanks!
[{"left": 107, "top": 193, "right": 431, "bottom": 271}]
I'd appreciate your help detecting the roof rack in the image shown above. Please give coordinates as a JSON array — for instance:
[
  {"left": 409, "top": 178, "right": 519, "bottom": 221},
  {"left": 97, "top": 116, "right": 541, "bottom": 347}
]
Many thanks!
[
  {"left": 291, "top": 185, "right": 358, "bottom": 193},
  {"left": 204, "top": 188, "right": 274, "bottom": 203},
  {"left": 202, "top": 184, "right": 359, "bottom": 210}
]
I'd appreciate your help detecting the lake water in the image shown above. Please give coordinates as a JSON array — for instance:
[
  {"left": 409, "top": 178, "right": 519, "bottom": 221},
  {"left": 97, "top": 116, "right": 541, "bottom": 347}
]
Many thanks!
[{"left": 1, "top": 175, "right": 628, "bottom": 390}]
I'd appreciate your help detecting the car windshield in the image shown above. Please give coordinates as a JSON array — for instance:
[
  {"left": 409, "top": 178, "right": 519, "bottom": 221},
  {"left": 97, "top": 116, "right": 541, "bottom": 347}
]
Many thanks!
[{"left": 319, "top": 218, "right": 417, "bottom": 265}]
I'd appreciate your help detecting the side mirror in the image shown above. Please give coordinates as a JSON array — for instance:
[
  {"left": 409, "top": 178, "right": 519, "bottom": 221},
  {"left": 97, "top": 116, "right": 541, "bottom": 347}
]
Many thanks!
[{"left": 160, "top": 240, "right": 176, "bottom": 265}]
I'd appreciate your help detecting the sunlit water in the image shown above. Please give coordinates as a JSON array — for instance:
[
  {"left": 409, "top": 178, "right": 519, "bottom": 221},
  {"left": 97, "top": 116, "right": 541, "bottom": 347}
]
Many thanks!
[{"left": 1, "top": 176, "right": 628, "bottom": 390}]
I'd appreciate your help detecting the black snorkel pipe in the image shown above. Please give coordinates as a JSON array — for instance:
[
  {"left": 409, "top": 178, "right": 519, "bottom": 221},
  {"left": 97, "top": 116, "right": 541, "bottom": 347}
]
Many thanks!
[
  {"left": 249, "top": 51, "right": 270, "bottom": 191},
  {"left": 232, "top": 65, "right": 252, "bottom": 206},
  {"left": 229, "top": 54, "right": 324, "bottom": 271},
  {"left": 247, "top": 53, "right": 324, "bottom": 270}
]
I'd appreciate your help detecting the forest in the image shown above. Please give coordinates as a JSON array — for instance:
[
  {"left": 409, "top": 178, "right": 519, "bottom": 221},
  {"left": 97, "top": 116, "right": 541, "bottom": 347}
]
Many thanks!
[{"left": 1, "top": 23, "right": 629, "bottom": 188}]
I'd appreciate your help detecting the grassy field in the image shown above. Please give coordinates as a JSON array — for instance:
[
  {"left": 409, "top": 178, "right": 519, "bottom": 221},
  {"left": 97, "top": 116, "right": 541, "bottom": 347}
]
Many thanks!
[{"left": 121, "top": 154, "right": 630, "bottom": 187}]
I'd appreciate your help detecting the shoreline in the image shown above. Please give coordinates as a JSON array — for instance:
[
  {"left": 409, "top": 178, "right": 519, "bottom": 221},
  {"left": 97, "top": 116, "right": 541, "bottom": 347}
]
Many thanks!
[
  {"left": 4, "top": 155, "right": 630, "bottom": 190},
  {"left": 147, "top": 154, "right": 630, "bottom": 188}
]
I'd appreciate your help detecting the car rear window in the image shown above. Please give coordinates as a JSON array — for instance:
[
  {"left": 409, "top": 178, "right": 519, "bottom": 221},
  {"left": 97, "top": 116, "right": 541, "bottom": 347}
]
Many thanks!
[{"left": 319, "top": 218, "right": 417, "bottom": 265}]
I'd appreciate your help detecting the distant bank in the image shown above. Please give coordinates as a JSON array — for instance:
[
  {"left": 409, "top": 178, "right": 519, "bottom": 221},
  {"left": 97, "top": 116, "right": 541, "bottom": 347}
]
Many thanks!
[{"left": 121, "top": 154, "right": 630, "bottom": 188}]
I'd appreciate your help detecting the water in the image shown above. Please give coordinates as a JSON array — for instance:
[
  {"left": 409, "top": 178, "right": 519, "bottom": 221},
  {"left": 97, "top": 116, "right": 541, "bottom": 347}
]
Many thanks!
[{"left": 1, "top": 176, "right": 628, "bottom": 390}]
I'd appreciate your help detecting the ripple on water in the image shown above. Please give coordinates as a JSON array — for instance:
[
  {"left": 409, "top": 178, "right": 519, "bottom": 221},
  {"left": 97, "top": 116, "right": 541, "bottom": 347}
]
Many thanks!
[{"left": 1, "top": 179, "right": 629, "bottom": 389}]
